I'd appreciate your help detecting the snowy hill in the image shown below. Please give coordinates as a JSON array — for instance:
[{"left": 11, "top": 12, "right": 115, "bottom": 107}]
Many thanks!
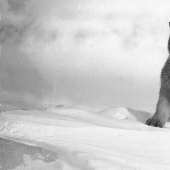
[{"left": 0, "top": 107, "right": 170, "bottom": 169}]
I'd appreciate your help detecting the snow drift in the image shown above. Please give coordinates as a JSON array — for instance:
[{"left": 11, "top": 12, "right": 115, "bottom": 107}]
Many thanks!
[{"left": 0, "top": 106, "right": 170, "bottom": 170}]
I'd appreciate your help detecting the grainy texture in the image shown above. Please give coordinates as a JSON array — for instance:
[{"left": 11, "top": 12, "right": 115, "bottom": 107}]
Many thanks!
[
  {"left": 0, "top": 138, "right": 58, "bottom": 170},
  {"left": 146, "top": 31, "right": 170, "bottom": 128}
]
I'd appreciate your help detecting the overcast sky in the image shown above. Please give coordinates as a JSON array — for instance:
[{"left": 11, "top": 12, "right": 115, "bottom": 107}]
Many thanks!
[{"left": 1, "top": 0, "right": 170, "bottom": 112}]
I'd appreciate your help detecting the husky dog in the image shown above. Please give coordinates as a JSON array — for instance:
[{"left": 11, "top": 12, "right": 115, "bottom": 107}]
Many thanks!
[{"left": 146, "top": 23, "right": 170, "bottom": 128}]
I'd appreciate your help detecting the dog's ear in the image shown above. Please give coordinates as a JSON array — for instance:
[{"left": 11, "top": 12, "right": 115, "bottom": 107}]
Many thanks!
[{"left": 169, "top": 22, "right": 170, "bottom": 27}]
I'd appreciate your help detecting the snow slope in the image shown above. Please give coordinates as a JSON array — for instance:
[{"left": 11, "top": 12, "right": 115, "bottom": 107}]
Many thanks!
[{"left": 0, "top": 106, "right": 170, "bottom": 170}]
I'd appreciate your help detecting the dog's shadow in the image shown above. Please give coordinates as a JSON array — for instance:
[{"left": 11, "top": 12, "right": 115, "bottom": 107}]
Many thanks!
[{"left": 126, "top": 107, "right": 152, "bottom": 124}]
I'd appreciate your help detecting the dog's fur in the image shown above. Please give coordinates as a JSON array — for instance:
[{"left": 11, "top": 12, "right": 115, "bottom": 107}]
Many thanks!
[{"left": 146, "top": 24, "right": 170, "bottom": 127}]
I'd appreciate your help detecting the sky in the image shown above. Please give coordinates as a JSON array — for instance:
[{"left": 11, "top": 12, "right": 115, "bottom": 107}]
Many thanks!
[{"left": 1, "top": 0, "right": 170, "bottom": 112}]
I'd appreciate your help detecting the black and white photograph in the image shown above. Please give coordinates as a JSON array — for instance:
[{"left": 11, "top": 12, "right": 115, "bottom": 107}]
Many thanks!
[{"left": 0, "top": 0, "right": 170, "bottom": 169}]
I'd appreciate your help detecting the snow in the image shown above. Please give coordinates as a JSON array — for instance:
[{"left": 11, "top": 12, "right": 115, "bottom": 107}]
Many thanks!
[
  {"left": 2, "top": 1, "right": 170, "bottom": 169},
  {"left": 0, "top": 107, "right": 170, "bottom": 169}
]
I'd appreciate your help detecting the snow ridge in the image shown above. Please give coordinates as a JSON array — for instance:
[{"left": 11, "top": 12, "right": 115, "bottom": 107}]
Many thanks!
[{"left": 0, "top": 107, "right": 170, "bottom": 170}]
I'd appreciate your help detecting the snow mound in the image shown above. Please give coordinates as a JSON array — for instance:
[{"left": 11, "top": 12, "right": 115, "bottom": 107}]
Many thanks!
[
  {"left": 100, "top": 107, "right": 135, "bottom": 119},
  {"left": 99, "top": 107, "right": 151, "bottom": 123},
  {"left": 0, "top": 107, "right": 170, "bottom": 170}
]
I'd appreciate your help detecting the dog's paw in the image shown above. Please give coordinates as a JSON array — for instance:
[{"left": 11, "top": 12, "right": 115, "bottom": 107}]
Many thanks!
[{"left": 146, "top": 118, "right": 163, "bottom": 128}]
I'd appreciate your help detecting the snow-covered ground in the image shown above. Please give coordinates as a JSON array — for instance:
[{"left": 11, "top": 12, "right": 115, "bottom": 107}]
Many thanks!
[
  {"left": 0, "top": 106, "right": 170, "bottom": 170},
  {"left": 2, "top": 1, "right": 170, "bottom": 169}
]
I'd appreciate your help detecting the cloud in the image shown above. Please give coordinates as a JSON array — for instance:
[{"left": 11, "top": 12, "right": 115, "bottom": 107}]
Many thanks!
[
  {"left": 0, "top": 0, "right": 9, "bottom": 13},
  {"left": 2, "top": 0, "right": 170, "bottom": 111},
  {"left": 19, "top": 6, "right": 169, "bottom": 83},
  {"left": 3, "top": 0, "right": 170, "bottom": 81}
]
